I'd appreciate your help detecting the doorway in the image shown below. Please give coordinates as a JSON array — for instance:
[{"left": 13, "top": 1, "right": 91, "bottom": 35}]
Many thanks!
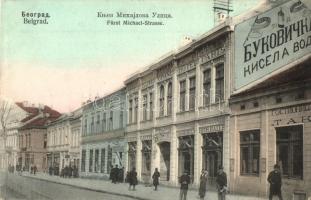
[
  {"left": 159, "top": 142, "right": 170, "bottom": 181},
  {"left": 202, "top": 132, "right": 223, "bottom": 187}
]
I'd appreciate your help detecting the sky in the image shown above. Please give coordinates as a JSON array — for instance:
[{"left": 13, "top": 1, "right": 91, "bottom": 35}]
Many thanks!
[{"left": 0, "top": 0, "right": 260, "bottom": 113}]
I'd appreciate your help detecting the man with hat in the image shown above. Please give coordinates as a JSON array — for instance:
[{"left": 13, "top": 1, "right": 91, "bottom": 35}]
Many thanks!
[
  {"left": 267, "top": 164, "right": 283, "bottom": 200},
  {"left": 216, "top": 166, "right": 227, "bottom": 200},
  {"left": 179, "top": 170, "right": 191, "bottom": 200}
]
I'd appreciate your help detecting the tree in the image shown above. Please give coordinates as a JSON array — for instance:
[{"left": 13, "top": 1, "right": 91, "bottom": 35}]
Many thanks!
[{"left": 0, "top": 98, "right": 13, "bottom": 169}]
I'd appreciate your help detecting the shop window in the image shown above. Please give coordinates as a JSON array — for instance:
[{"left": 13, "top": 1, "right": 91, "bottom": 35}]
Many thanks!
[
  {"left": 167, "top": 82, "right": 172, "bottom": 115},
  {"left": 203, "top": 69, "right": 211, "bottom": 106},
  {"left": 276, "top": 125, "right": 303, "bottom": 179},
  {"left": 95, "top": 149, "right": 99, "bottom": 173},
  {"left": 178, "top": 136, "right": 194, "bottom": 182},
  {"left": 100, "top": 148, "right": 106, "bottom": 173},
  {"left": 189, "top": 77, "right": 196, "bottom": 110},
  {"left": 81, "top": 150, "right": 86, "bottom": 172},
  {"left": 107, "top": 146, "right": 112, "bottom": 173},
  {"left": 180, "top": 80, "right": 186, "bottom": 112},
  {"left": 89, "top": 149, "right": 93, "bottom": 172},
  {"left": 129, "top": 100, "right": 133, "bottom": 124},
  {"left": 215, "top": 64, "right": 224, "bottom": 101},
  {"left": 141, "top": 140, "right": 152, "bottom": 175},
  {"left": 240, "top": 130, "right": 260, "bottom": 176},
  {"left": 159, "top": 85, "right": 165, "bottom": 117},
  {"left": 143, "top": 95, "right": 148, "bottom": 121}
]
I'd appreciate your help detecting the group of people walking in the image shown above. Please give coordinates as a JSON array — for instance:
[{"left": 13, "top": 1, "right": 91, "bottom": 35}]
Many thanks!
[{"left": 109, "top": 165, "right": 125, "bottom": 183}]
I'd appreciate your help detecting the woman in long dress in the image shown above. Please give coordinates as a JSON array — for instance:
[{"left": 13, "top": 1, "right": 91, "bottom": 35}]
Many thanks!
[{"left": 152, "top": 168, "right": 160, "bottom": 191}]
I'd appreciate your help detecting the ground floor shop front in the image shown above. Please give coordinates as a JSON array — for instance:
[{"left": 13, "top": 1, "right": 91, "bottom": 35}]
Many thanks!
[
  {"left": 80, "top": 139, "right": 126, "bottom": 179},
  {"left": 229, "top": 80, "right": 311, "bottom": 199},
  {"left": 125, "top": 115, "right": 230, "bottom": 188},
  {"left": 47, "top": 151, "right": 80, "bottom": 176},
  {"left": 17, "top": 151, "right": 46, "bottom": 172}
]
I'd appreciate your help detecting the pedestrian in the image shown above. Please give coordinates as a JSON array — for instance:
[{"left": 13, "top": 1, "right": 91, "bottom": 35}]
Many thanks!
[
  {"left": 125, "top": 171, "right": 130, "bottom": 183},
  {"left": 179, "top": 171, "right": 190, "bottom": 200},
  {"left": 111, "top": 165, "right": 119, "bottom": 183},
  {"left": 267, "top": 164, "right": 283, "bottom": 200},
  {"left": 69, "top": 165, "right": 73, "bottom": 178},
  {"left": 118, "top": 167, "right": 124, "bottom": 183},
  {"left": 152, "top": 168, "right": 160, "bottom": 191},
  {"left": 129, "top": 167, "right": 138, "bottom": 191},
  {"left": 33, "top": 165, "right": 37, "bottom": 175},
  {"left": 30, "top": 165, "right": 34, "bottom": 174},
  {"left": 216, "top": 166, "right": 227, "bottom": 200},
  {"left": 199, "top": 170, "right": 208, "bottom": 200}
]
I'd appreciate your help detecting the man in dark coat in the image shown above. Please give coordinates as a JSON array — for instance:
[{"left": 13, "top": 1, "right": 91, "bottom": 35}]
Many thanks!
[
  {"left": 267, "top": 164, "right": 283, "bottom": 200},
  {"left": 152, "top": 168, "right": 160, "bottom": 191},
  {"left": 111, "top": 165, "right": 119, "bottom": 184},
  {"left": 216, "top": 166, "right": 227, "bottom": 200},
  {"left": 129, "top": 167, "right": 138, "bottom": 190},
  {"left": 179, "top": 171, "right": 191, "bottom": 200},
  {"left": 199, "top": 170, "right": 208, "bottom": 200}
]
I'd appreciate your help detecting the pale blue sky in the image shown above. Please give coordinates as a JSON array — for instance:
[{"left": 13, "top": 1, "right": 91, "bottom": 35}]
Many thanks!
[{"left": 1, "top": 0, "right": 260, "bottom": 112}]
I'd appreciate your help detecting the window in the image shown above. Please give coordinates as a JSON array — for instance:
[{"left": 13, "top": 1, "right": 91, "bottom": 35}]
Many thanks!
[
  {"left": 81, "top": 150, "right": 86, "bottom": 172},
  {"left": 203, "top": 69, "right": 211, "bottom": 106},
  {"left": 276, "top": 96, "right": 282, "bottom": 103},
  {"left": 84, "top": 119, "right": 87, "bottom": 136},
  {"left": 44, "top": 134, "right": 47, "bottom": 148},
  {"left": 240, "top": 130, "right": 260, "bottom": 175},
  {"left": 107, "top": 147, "right": 112, "bottom": 173},
  {"left": 240, "top": 104, "right": 246, "bottom": 110},
  {"left": 91, "top": 116, "right": 94, "bottom": 134},
  {"left": 215, "top": 64, "right": 224, "bottom": 101},
  {"left": 143, "top": 95, "right": 147, "bottom": 121},
  {"left": 109, "top": 111, "right": 113, "bottom": 130},
  {"left": 159, "top": 85, "right": 164, "bottom": 116},
  {"left": 276, "top": 125, "right": 303, "bottom": 179},
  {"left": 167, "top": 82, "right": 172, "bottom": 115},
  {"left": 100, "top": 148, "right": 106, "bottom": 173},
  {"left": 96, "top": 114, "right": 100, "bottom": 133},
  {"left": 189, "top": 77, "right": 196, "bottom": 110},
  {"left": 149, "top": 93, "right": 153, "bottom": 120},
  {"left": 89, "top": 149, "right": 93, "bottom": 172},
  {"left": 95, "top": 149, "right": 99, "bottom": 173},
  {"left": 134, "top": 97, "right": 138, "bottom": 122},
  {"left": 253, "top": 102, "right": 259, "bottom": 108},
  {"left": 119, "top": 110, "right": 123, "bottom": 128},
  {"left": 102, "top": 113, "right": 106, "bottom": 132},
  {"left": 129, "top": 99, "right": 133, "bottom": 123},
  {"left": 180, "top": 80, "right": 186, "bottom": 112}
]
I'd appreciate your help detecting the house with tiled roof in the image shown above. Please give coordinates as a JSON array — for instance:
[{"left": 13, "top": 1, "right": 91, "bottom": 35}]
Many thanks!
[{"left": 17, "top": 102, "right": 61, "bottom": 172}]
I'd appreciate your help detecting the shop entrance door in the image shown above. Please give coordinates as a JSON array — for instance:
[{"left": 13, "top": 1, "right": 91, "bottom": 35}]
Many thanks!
[{"left": 159, "top": 142, "right": 170, "bottom": 181}]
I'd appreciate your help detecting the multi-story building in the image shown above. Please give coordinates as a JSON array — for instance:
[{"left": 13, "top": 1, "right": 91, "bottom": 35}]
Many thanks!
[
  {"left": 80, "top": 87, "right": 126, "bottom": 178},
  {"left": 228, "top": 0, "right": 311, "bottom": 198},
  {"left": 0, "top": 101, "right": 45, "bottom": 170},
  {"left": 46, "top": 108, "right": 81, "bottom": 175},
  {"left": 124, "top": 22, "right": 233, "bottom": 187},
  {"left": 0, "top": 101, "right": 30, "bottom": 170},
  {"left": 18, "top": 104, "right": 61, "bottom": 172}
]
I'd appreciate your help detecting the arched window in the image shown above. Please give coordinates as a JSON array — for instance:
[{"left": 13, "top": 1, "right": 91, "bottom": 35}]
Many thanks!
[
  {"left": 159, "top": 85, "right": 165, "bottom": 116},
  {"left": 167, "top": 82, "right": 172, "bottom": 115}
]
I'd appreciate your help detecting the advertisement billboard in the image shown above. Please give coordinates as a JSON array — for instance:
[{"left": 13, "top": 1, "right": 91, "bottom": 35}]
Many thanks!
[{"left": 234, "top": 0, "right": 311, "bottom": 90}]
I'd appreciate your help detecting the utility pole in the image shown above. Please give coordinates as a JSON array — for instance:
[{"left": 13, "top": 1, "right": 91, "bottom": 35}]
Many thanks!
[{"left": 213, "top": 0, "right": 233, "bottom": 25}]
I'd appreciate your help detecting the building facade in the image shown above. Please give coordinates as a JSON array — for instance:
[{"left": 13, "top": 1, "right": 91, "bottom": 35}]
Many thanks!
[
  {"left": 228, "top": 0, "right": 311, "bottom": 198},
  {"left": 18, "top": 104, "right": 61, "bottom": 172},
  {"left": 46, "top": 108, "right": 81, "bottom": 175},
  {"left": 229, "top": 57, "right": 311, "bottom": 199},
  {"left": 124, "top": 22, "right": 233, "bottom": 187},
  {"left": 80, "top": 88, "right": 126, "bottom": 178}
]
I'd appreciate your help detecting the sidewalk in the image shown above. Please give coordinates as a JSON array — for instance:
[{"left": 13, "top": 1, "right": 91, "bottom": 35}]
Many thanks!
[{"left": 21, "top": 172, "right": 266, "bottom": 200}]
